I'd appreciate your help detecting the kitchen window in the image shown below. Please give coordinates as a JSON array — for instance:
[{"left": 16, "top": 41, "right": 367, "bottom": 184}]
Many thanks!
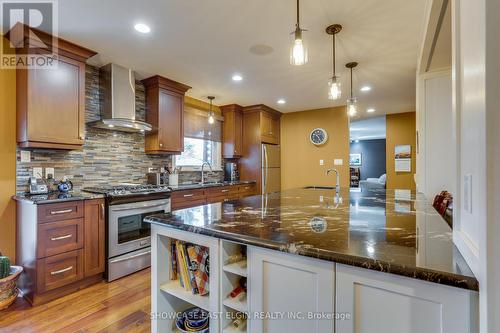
[{"left": 174, "top": 109, "right": 222, "bottom": 170}]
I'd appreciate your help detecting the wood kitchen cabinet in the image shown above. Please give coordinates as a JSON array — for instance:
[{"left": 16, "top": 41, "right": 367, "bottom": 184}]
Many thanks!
[
  {"left": 16, "top": 29, "right": 96, "bottom": 149},
  {"left": 221, "top": 104, "right": 243, "bottom": 158},
  {"left": 16, "top": 198, "right": 105, "bottom": 305},
  {"left": 84, "top": 199, "right": 105, "bottom": 277},
  {"left": 142, "top": 75, "right": 191, "bottom": 154}
]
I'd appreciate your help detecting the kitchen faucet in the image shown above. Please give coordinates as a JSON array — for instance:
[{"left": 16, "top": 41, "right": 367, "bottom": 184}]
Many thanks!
[
  {"left": 201, "top": 161, "right": 212, "bottom": 184},
  {"left": 326, "top": 168, "right": 340, "bottom": 192}
]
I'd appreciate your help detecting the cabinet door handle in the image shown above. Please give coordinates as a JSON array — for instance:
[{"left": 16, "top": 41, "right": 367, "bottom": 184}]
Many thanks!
[
  {"left": 50, "top": 209, "right": 73, "bottom": 215},
  {"left": 183, "top": 194, "right": 194, "bottom": 198},
  {"left": 221, "top": 189, "right": 229, "bottom": 193},
  {"left": 50, "top": 266, "right": 73, "bottom": 275},
  {"left": 100, "top": 203, "right": 105, "bottom": 220},
  {"left": 51, "top": 234, "right": 72, "bottom": 241}
]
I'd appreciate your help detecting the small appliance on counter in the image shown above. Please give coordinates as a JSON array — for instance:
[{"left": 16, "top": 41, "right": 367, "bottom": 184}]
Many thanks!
[
  {"left": 146, "top": 167, "right": 168, "bottom": 186},
  {"left": 29, "top": 177, "right": 48, "bottom": 195},
  {"left": 224, "top": 162, "right": 239, "bottom": 182}
]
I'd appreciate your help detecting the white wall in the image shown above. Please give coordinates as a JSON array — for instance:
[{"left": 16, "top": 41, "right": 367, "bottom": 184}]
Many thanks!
[{"left": 452, "top": 0, "right": 500, "bottom": 332}]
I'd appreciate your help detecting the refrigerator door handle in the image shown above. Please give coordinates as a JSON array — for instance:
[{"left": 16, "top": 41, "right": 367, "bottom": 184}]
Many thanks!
[{"left": 263, "top": 144, "right": 268, "bottom": 194}]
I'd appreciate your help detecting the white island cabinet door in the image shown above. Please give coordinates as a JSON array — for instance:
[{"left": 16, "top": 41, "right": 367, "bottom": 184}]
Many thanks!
[
  {"left": 335, "top": 264, "right": 478, "bottom": 333},
  {"left": 248, "top": 247, "right": 335, "bottom": 333}
]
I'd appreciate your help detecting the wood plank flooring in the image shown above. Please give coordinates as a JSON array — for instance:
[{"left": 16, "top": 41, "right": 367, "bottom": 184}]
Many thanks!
[{"left": 0, "top": 268, "right": 151, "bottom": 333}]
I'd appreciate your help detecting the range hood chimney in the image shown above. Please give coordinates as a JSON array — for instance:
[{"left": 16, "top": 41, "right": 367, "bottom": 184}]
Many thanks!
[{"left": 92, "top": 63, "right": 152, "bottom": 133}]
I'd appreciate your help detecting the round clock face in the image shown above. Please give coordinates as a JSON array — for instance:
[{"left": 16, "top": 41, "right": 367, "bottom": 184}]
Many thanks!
[{"left": 310, "top": 128, "right": 328, "bottom": 146}]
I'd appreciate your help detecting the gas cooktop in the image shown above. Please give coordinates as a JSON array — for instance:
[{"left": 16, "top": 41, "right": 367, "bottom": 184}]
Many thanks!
[{"left": 83, "top": 184, "right": 171, "bottom": 197}]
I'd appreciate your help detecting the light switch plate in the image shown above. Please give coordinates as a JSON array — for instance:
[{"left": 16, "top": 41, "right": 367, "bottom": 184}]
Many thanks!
[
  {"left": 33, "top": 167, "right": 43, "bottom": 179},
  {"left": 319, "top": 159, "right": 324, "bottom": 166},
  {"left": 45, "top": 168, "right": 55, "bottom": 179},
  {"left": 334, "top": 159, "right": 343, "bottom": 166},
  {"left": 20, "top": 150, "right": 31, "bottom": 163}
]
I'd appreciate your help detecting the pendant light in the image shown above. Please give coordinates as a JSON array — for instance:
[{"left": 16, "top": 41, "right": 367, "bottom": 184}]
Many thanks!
[
  {"left": 345, "top": 62, "right": 358, "bottom": 117},
  {"left": 290, "top": 0, "right": 308, "bottom": 66},
  {"left": 207, "top": 96, "right": 215, "bottom": 124},
  {"left": 326, "top": 24, "right": 342, "bottom": 100}
]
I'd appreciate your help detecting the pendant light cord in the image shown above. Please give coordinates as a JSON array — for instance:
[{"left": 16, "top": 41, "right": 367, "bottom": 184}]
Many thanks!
[
  {"left": 350, "top": 67, "right": 353, "bottom": 99},
  {"left": 296, "top": 0, "right": 300, "bottom": 27},
  {"left": 332, "top": 34, "right": 336, "bottom": 77}
]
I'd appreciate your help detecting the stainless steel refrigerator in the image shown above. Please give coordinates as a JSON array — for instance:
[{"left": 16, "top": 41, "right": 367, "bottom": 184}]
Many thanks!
[{"left": 261, "top": 144, "right": 281, "bottom": 194}]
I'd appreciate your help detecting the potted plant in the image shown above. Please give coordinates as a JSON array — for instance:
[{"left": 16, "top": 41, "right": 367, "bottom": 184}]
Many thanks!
[{"left": 0, "top": 252, "right": 23, "bottom": 310}]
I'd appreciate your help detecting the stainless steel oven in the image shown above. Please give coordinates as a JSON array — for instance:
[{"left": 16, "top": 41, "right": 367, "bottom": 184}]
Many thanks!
[{"left": 107, "top": 197, "right": 170, "bottom": 281}]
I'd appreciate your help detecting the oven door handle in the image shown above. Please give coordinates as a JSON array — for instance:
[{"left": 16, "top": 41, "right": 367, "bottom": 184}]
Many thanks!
[
  {"left": 109, "top": 250, "right": 151, "bottom": 263},
  {"left": 110, "top": 201, "right": 169, "bottom": 212}
]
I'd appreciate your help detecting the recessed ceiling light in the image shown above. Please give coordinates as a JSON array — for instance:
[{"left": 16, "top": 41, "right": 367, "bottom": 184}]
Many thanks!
[
  {"left": 367, "top": 108, "right": 376, "bottom": 113},
  {"left": 232, "top": 74, "right": 243, "bottom": 81},
  {"left": 277, "top": 99, "right": 286, "bottom": 104},
  {"left": 360, "top": 86, "right": 371, "bottom": 92},
  {"left": 134, "top": 23, "right": 151, "bottom": 34}
]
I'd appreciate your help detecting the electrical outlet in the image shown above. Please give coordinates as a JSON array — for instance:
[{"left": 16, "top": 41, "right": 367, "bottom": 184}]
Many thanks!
[
  {"left": 20, "top": 150, "right": 31, "bottom": 163},
  {"left": 33, "top": 167, "right": 43, "bottom": 179},
  {"left": 45, "top": 168, "right": 55, "bottom": 179},
  {"left": 319, "top": 159, "right": 324, "bottom": 166},
  {"left": 334, "top": 159, "right": 343, "bottom": 166}
]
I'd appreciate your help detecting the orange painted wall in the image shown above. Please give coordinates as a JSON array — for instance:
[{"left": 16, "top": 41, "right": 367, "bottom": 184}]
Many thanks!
[
  {"left": 386, "top": 112, "right": 417, "bottom": 190},
  {"left": 0, "top": 64, "right": 17, "bottom": 261},
  {"left": 281, "top": 106, "right": 350, "bottom": 190}
]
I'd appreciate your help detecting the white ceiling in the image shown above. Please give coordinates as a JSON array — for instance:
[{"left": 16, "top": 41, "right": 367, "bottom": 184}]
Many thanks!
[
  {"left": 58, "top": 0, "right": 427, "bottom": 117},
  {"left": 350, "top": 116, "right": 386, "bottom": 141}
]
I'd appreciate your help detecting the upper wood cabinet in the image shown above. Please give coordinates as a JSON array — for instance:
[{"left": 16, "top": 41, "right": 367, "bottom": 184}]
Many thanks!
[
  {"left": 16, "top": 31, "right": 96, "bottom": 149},
  {"left": 243, "top": 104, "right": 281, "bottom": 145},
  {"left": 221, "top": 104, "right": 243, "bottom": 158},
  {"left": 142, "top": 75, "right": 191, "bottom": 154}
]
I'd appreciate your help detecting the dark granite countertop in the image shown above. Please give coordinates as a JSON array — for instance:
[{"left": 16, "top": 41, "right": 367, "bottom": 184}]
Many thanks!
[
  {"left": 169, "top": 180, "right": 256, "bottom": 191},
  {"left": 145, "top": 187, "right": 478, "bottom": 291},
  {"left": 13, "top": 191, "right": 105, "bottom": 204}
]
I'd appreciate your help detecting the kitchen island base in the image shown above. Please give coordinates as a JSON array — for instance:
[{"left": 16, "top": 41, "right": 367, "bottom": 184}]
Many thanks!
[{"left": 150, "top": 225, "right": 478, "bottom": 333}]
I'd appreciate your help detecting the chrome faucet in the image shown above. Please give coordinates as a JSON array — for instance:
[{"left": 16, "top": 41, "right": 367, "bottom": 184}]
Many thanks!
[
  {"left": 201, "top": 161, "right": 212, "bottom": 184},
  {"left": 326, "top": 168, "right": 340, "bottom": 192}
]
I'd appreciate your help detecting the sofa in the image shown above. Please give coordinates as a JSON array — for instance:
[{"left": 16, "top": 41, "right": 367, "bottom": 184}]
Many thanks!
[{"left": 359, "top": 174, "right": 386, "bottom": 189}]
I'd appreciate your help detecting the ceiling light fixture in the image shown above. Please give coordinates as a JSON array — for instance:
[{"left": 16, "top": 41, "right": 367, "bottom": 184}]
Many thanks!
[
  {"left": 277, "top": 99, "right": 286, "bottom": 104},
  {"left": 346, "top": 62, "right": 359, "bottom": 117},
  {"left": 134, "top": 23, "right": 151, "bottom": 34},
  {"left": 326, "top": 24, "right": 342, "bottom": 100},
  {"left": 207, "top": 96, "right": 215, "bottom": 124},
  {"left": 367, "top": 108, "right": 376, "bottom": 113},
  {"left": 360, "top": 86, "right": 371, "bottom": 92},
  {"left": 232, "top": 74, "right": 243, "bottom": 81},
  {"left": 290, "top": 0, "right": 308, "bottom": 66}
]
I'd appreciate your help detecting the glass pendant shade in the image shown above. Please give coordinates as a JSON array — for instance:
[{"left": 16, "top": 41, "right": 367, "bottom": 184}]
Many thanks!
[
  {"left": 347, "top": 97, "right": 357, "bottom": 117},
  {"left": 290, "top": 30, "right": 308, "bottom": 66},
  {"left": 328, "top": 76, "right": 341, "bottom": 100},
  {"left": 208, "top": 113, "right": 215, "bottom": 124}
]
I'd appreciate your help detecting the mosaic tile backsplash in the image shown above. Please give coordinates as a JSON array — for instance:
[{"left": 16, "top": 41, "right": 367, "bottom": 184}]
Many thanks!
[{"left": 16, "top": 65, "right": 222, "bottom": 193}]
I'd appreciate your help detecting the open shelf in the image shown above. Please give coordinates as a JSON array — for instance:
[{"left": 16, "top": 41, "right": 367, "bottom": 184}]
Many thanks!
[
  {"left": 223, "top": 296, "right": 248, "bottom": 313},
  {"left": 223, "top": 324, "right": 247, "bottom": 333},
  {"left": 223, "top": 260, "right": 248, "bottom": 277},
  {"left": 160, "top": 280, "right": 210, "bottom": 311}
]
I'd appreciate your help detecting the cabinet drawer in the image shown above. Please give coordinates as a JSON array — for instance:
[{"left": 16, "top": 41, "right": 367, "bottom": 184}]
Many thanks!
[
  {"left": 239, "top": 184, "right": 256, "bottom": 197},
  {"left": 37, "top": 249, "right": 84, "bottom": 293},
  {"left": 207, "top": 186, "right": 239, "bottom": 197},
  {"left": 171, "top": 189, "right": 206, "bottom": 211},
  {"left": 37, "top": 218, "right": 84, "bottom": 258},
  {"left": 38, "top": 201, "right": 84, "bottom": 223},
  {"left": 207, "top": 193, "right": 239, "bottom": 204}
]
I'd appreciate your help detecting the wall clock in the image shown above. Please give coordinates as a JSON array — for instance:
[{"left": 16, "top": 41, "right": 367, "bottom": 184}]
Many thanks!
[{"left": 310, "top": 128, "right": 328, "bottom": 146}]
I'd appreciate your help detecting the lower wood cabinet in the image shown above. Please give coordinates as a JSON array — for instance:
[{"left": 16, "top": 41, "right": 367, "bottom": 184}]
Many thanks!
[
  {"left": 248, "top": 247, "right": 335, "bottom": 333},
  {"left": 16, "top": 198, "right": 105, "bottom": 305},
  {"left": 171, "top": 183, "right": 256, "bottom": 211},
  {"left": 335, "top": 264, "right": 477, "bottom": 333}
]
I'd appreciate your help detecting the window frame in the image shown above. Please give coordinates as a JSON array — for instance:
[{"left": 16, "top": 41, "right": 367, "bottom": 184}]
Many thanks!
[{"left": 173, "top": 137, "right": 223, "bottom": 171}]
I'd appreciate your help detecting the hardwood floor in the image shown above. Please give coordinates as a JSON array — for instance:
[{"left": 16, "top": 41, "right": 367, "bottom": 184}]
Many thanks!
[{"left": 0, "top": 268, "right": 151, "bottom": 333}]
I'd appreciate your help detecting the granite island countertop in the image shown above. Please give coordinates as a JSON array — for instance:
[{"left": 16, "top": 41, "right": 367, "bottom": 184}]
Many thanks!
[{"left": 145, "top": 187, "right": 478, "bottom": 291}]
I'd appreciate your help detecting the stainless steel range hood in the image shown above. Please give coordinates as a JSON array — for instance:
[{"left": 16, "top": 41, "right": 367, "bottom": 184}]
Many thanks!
[{"left": 92, "top": 63, "right": 152, "bottom": 133}]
